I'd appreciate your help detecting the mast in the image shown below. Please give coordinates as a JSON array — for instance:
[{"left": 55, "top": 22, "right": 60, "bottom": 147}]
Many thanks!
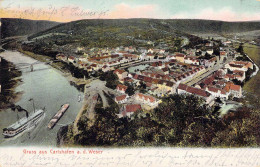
[
  {"left": 30, "top": 64, "right": 33, "bottom": 72},
  {"left": 29, "top": 98, "right": 36, "bottom": 113}
]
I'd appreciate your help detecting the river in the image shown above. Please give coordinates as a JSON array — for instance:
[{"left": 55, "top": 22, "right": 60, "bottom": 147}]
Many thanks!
[{"left": 0, "top": 50, "right": 84, "bottom": 146}]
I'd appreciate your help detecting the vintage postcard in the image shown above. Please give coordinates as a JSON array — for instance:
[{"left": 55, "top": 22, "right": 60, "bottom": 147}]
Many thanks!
[{"left": 0, "top": 0, "right": 260, "bottom": 166}]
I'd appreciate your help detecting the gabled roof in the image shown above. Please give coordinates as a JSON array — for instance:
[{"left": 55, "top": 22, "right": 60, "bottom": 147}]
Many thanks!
[
  {"left": 117, "top": 84, "right": 128, "bottom": 91},
  {"left": 178, "top": 83, "right": 188, "bottom": 90},
  {"left": 125, "top": 104, "right": 142, "bottom": 113},
  {"left": 230, "top": 84, "right": 241, "bottom": 91},
  {"left": 115, "top": 95, "right": 127, "bottom": 101},
  {"left": 114, "top": 69, "right": 127, "bottom": 74},
  {"left": 186, "top": 86, "right": 210, "bottom": 97},
  {"left": 175, "top": 53, "right": 185, "bottom": 57}
]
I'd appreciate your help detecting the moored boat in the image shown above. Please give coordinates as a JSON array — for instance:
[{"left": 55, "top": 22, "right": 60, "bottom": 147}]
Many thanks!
[{"left": 47, "top": 104, "right": 69, "bottom": 129}]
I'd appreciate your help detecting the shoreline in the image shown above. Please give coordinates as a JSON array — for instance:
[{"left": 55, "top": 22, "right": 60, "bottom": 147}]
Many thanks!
[
  {"left": 0, "top": 56, "right": 23, "bottom": 111},
  {"left": 14, "top": 48, "right": 91, "bottom": 146},
  {"left": 17, "top": 49, "right": 90, "bottom": 87}
]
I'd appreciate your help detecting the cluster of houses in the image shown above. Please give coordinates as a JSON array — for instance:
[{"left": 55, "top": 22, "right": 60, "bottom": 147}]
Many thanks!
[
  {"left": 114, "top": 83, "right": 161, "bottom": 117},
  {"left": 56, "top": 42, "right": 255, "bottom": 118},
  {"left": 190, "top": 60, "right": 254, "bottom": 102}
]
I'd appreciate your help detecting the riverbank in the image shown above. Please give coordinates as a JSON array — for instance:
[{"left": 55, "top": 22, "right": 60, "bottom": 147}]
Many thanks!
[
  {"left": 18, "top": 49, "right": 90, "bottom": 87},
  {"left": 17, "top": 49, "right": 92, "bottom": 146},
  {"left": 0, "top": 50, "right": 85, "bottom": 146},
  {"left": 0, "top": 57, "right": 22, "bottom": 110}
]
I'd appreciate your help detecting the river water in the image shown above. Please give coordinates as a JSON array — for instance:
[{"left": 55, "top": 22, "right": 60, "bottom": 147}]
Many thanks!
[{"left": 0, "top": 50, "right": 84, "bottom": 146}]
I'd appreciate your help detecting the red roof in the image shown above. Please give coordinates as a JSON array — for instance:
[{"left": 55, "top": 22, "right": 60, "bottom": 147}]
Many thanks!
[
  {"left": 115, "top": 95, "right": 127, "bottom": 101},
  {"left": 175, "top": 53, "right": 185, "bottom": 57},
  {"left": 68, "top": 56, "right": 75, "bottom": 60},
  {"left": 143, "top": 76, "right": 152, "bottom": 82},
  {"left": 114, "top": 69, "right": 127, "bottom": 74},
  {"left": 203, "top": 76, "right": 215, "bottom": 85},
  {"left": 229, "top": 64, "right": 243, "bottom": 68},
  {"left": 133, "top": 74, "right": 139, "bottom": 79},
  {"left": 230, "top": 84, "right": 241, "bottom": 91},
  {"left": 116, "top": 84, "right": 128, "bottom": 91},
  {"left": 186, "top": 87, "right": 210, "bottom": 97},
  {"left": 220, "top": 51, "right": 226, "bottom": 55},
  {"left": 207, "top": 86, "right": 219, "bottom": 93},
  {"left": 125, "top": 104, "right": 142, "bottom": 113},
  {"left": 136, "top": 93, "right": 156, "bottom": 103},
  {"left": 178, "top": 83, "right": 188, "bottom": 90}
]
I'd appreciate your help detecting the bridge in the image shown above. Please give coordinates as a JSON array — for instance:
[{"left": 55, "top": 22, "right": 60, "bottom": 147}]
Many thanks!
[{"left": 15, "top": 61, "right": 51, "bottom": 72}]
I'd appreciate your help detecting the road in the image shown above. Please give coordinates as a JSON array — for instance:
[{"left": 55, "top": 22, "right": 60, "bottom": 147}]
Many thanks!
[
  {"left": 73, "top": 79, "right": 121, "bottom": 134},
  {"left": 184, "top": 56, "right": 233, "bottom": 86}
]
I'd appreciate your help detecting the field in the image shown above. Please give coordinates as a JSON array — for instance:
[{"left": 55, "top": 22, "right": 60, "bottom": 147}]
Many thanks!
[{"left": 242, "top": 43, "right": 260, "bottom": 105}]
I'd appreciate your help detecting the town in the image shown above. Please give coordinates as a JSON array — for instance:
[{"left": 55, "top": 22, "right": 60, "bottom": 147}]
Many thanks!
[{"left": 53, "top": 38, "right": 256, "bottom": 118}]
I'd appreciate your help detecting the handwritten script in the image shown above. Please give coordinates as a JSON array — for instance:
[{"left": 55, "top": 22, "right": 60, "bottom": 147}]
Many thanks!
[
  {"left": 0, "top": 148, "right": 259, "bottom": 167},
  {"left": 0, "top": 2, "right": 110, "bottom": 21}
]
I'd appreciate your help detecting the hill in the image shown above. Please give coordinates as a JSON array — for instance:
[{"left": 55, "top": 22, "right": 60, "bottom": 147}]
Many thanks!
[
  {"left": 26, "top": 19, "right": 260, "bottom": 48},
  {"left": 29, "top": 19, "right": 260, "bottom": 38},
  {"left": 0, "top": 18, "right": 61, "bottom": 39},
  {"left": 166, "top": 19, "right": 260, "bottom": 34}
]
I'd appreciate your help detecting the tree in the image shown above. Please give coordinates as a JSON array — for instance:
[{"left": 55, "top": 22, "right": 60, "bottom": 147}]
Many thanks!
[
  {"left": 104, "top": 71, "right": 119, "bottom": 89},
  {"left": 236, "top": 43, "right": 244, "bottom": 54},
  {"left": 125, "top": 85, "right": 135, "bottom": 96}
]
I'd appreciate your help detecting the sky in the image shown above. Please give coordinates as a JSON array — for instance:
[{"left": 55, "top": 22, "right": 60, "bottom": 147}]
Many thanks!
[{"left": 0, "top": 0, "right": 260, "bottom": 22}]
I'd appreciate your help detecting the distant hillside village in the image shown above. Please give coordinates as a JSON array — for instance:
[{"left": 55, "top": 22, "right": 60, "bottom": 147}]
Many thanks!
[{"left": 49, "top": 38, "right": 257, "bottom": 118}]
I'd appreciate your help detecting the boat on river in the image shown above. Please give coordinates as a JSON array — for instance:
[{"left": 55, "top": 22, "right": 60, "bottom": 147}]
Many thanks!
[
  {"left": 78, "top": 95, "right": 81, "bottom": 102},
  {"left": 3, "top": 109, "right": 45, "bottom": 138},
  {"left": 47, "top": 104, "right": 69, "bottom": 129}
]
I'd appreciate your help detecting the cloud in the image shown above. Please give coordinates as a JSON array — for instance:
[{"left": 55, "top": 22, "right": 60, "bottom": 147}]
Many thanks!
[
  {"left": 103, "top": 3, "right": 161, "bottom": 19},
  {"left": 171, "top": 7, "right": 260, "bottom": 21}
]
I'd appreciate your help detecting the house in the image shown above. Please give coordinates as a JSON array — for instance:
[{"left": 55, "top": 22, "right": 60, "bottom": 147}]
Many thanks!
[
  {"left": 157, "top": 80, "right": 176, "bottom": 94},
  {"left": 206, "top": 49, "right": 214, "bottom": 55},
  {"left": 119, "top": 104, "right": 142, "bottom": 118},
  {"left": 200, "top": 57, "right": 216, "bottom": 67},
  {"left": 175, "top": 53, "right": 186, "bottom": 63},
  {"left": 135, "top": 93, "right": 159, "bottom": 107},
  {"left": 224, "top": 83, "right": 242, "bottom": 98},
  {"left": 78, "top": 61, "right": 85, "bottom": 68},
  {"left": 233, "top": 70, "right": 245, "bottom": 81},
  {"left": 68, "top": 56, "right": 76, "bottom": 63},
  {"left": 102, "top": 65, "right": 110, "bottom": 72},
  {"left": 113, "top": 69, "right": 128, "bottom": 80},
  {"left": 78, "top": 56, "right": 88, "bottom": 62},
  {"left": 177, "top": 83, "right": 215, "bottom": 106},
  {"left": 184, "top": 56, "right": 199, "bottom": 65},
  {"left": 148, "top": 48, "right": 154, "bottom": 54},
  {"left": 220, "top": 51, "right": 227, "bottom": 62},
  {"left": 86, "top": 66, "right": 93, "bottom": 72},
  {"left": 115, "top": 94, "right": 128, "bottom": 104},
  {"left": 90, "top": 64, "right": 99, "bottom": 71},
  {"left": 161, "top": 67, "right": 169, "bottom": 75},
  {"left": 116, "top": 84, "right": 128, "bottom": 93},
  {"left": 205, "top": 86, "right": 229, "bottom": 100},
  {"left": 146, "top": 54, "right": 155, "bottom": 60},
  {"left": 225, "top": 61, "right": 253, "bottom": 72},
  {"left": 123, "top": 54, "right": 139, "bottom": 61},
  {"left": 205, "top": 42, "right": 213, "bottom": 47},
  {"left": 56, "top": 53, "right": 67, "bottom": 61},
  {"left": 224, "top": 70, "right": 245, "bottom": 82}
]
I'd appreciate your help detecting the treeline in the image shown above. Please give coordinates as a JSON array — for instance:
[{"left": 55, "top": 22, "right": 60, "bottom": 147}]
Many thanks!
[
  {"left": 21, "top": 42, "right": 59, "bottom": 58},
  {"left": 0, "top": 58, "right": 22, "bottom": 109},
  {"left": 66, "top": 62, "right": 89, "bottom": 79},
  {"left": 66, "top": 94, "right": 259, "bottom": 147}
]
